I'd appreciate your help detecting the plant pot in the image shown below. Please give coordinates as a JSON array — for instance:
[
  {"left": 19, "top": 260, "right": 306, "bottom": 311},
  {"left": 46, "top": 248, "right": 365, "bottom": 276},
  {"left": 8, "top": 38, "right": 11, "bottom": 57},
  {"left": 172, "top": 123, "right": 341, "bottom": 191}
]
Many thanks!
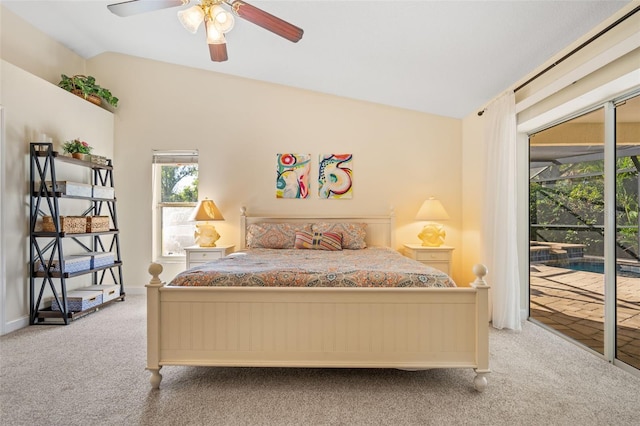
[{"left": 72, "top": 153, "right": 90, "bottom": 161}]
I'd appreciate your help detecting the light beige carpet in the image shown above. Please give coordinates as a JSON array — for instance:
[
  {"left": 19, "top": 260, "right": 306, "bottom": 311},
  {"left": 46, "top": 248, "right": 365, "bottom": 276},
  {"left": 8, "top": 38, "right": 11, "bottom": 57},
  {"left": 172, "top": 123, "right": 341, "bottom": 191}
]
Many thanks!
[{"left": 1, "top": 294, "right": 639, "bottom": 425}]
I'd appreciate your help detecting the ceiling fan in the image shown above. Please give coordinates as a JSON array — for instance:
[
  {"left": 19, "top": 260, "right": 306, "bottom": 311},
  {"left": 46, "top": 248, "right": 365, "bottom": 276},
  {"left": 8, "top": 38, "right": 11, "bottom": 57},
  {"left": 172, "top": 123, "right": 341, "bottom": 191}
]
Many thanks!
[{"left": 107, "top": 0, "right": 304, "bottom": 62}]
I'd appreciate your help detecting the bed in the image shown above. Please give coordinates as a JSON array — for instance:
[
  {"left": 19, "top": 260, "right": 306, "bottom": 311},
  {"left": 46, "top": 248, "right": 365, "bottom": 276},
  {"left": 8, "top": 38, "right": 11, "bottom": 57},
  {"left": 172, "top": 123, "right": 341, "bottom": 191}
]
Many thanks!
[{"left": 146, "top": 210, "right": 490, "bottom": 391}]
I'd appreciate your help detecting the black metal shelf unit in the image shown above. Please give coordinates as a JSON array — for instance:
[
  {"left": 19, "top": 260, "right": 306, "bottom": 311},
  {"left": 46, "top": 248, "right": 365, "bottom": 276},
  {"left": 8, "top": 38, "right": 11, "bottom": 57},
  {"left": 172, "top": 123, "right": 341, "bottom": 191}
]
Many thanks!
[{"left": 29, "top": 142, "right": 125, "bottom": 325}]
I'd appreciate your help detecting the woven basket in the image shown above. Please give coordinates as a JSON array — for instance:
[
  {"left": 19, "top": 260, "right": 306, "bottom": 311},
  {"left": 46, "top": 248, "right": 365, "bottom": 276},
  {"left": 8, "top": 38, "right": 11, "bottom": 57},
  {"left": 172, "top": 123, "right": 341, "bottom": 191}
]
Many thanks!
[
  {"left": 42, "top": 216, "right": 87, "bottom": 234},
  {"left": 71, "top": 89, "right": 102, "bottom": 106},
  {"left": 86, "top": 216, "right": 110, "bottom": 233},
  {"left": 69, "top": 75, "right": 102, "bottom": 106}
]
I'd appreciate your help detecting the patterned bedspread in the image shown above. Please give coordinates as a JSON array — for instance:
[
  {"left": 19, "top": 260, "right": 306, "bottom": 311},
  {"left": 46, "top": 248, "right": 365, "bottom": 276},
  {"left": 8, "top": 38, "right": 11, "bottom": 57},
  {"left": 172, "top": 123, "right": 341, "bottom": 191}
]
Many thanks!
[{"left": 169, "top": 247, "right": 456, "bottom": 288}]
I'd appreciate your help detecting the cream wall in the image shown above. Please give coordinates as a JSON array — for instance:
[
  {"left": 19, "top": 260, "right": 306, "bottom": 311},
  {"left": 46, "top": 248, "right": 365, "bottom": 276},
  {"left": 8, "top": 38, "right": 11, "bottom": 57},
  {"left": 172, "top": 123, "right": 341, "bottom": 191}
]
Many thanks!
[
  {"left": 0, "top": 60, "right": 114, "bottom": 332},
  {"left": 86, "top": 53, "right": 464, "bottom": 288},
  {"left": 460, "top": 113, "right": 485, "bottom": 285},
  {"left": 0, "top": 7, "right": 86, "bottom": 83},
  {"left": 1, "top": 6, "right": 116, "bottom": 332}
]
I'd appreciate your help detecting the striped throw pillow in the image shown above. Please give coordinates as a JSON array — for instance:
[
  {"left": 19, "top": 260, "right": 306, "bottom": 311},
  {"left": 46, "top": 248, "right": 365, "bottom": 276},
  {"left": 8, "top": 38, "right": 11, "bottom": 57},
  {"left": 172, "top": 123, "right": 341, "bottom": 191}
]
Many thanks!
[
  {"left": 312, "top": 222, "right": 367, "bottom": 249},
  {"left": 294, "top": 231, "right": 343, "bottom": 251}
]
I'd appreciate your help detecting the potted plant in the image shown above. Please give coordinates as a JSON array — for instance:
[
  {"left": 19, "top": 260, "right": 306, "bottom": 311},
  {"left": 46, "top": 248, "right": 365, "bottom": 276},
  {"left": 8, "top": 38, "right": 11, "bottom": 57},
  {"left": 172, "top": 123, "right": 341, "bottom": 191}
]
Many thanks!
[
  {"left": 62, "top": 138, "right": 93, "bottom": 160},
  {"left": 58, "top": 74, "right": 119, "bottom": 108}
]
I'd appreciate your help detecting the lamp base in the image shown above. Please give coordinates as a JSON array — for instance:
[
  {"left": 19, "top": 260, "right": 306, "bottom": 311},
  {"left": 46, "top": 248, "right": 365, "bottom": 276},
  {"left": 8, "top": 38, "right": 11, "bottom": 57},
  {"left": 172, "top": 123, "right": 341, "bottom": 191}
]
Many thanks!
[
  {"left": 418, "top": 222, "right": 446, "bottom": 247},
  {"left": 194, "top": 223, "right": 221, "bottom": 247}
]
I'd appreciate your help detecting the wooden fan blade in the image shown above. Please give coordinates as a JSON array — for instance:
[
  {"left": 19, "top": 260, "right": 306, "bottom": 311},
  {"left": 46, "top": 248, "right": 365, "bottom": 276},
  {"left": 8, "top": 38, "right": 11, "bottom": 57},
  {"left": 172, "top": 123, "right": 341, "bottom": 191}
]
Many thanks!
[
  {"left": 229, "top": 0, "right": 303, "bottom": 43},
  {"left": 107, "top": 0, "right": 188, "bottom": 17},
  {"left": 209, "top": 42, "right": 229, "bottom": 62}
]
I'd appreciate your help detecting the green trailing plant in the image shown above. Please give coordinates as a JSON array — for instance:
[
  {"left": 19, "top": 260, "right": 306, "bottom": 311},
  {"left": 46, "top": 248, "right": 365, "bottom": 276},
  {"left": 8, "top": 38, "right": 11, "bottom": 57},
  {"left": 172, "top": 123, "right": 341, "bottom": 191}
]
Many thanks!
[{"left": 58, "top": 74, "right": 119, "bottom": 108}]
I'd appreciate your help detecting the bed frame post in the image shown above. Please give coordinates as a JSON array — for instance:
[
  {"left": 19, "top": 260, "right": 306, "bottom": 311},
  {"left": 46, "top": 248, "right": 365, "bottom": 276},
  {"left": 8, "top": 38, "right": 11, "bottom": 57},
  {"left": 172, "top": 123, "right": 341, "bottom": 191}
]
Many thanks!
[
  {"left": 389, "top": 206, "right": 396, "bottom": 249},
  {"left": 146, "top": 263, "right": 164, "bottom": 389},
  {"left": 471, "top": 264, "right": 490, "bottom": 392},
  {"left": 240, "top": 206, "right": 247, "bottom": 250}
]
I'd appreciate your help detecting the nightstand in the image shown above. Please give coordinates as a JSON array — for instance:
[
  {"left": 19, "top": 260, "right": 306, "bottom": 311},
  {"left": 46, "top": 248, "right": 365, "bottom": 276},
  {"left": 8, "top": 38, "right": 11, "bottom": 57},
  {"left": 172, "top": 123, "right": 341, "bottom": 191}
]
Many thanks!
[
  {"left": 403, "top": 244, "right": 454, "bottom": 275},
  {"left": 184, "top": 245, "right": 235, "bottom": 268}
]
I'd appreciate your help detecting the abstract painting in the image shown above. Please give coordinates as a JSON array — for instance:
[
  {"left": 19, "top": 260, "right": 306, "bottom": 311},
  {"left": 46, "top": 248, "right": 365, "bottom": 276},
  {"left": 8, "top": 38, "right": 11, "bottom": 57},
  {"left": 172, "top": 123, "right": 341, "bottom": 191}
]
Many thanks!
[
  {"left": 318, "top": 154, "right": 353, "bottom": 199},
  {"left": 276, "top": 153, "right": 311, "bottom": 198}
]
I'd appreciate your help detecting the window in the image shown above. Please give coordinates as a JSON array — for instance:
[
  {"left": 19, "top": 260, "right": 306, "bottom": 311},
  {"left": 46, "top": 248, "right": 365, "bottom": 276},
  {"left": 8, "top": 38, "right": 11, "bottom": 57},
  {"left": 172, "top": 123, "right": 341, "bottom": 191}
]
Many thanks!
[{"left": 152, "top": 150, "right": 198, "bottom": 260}]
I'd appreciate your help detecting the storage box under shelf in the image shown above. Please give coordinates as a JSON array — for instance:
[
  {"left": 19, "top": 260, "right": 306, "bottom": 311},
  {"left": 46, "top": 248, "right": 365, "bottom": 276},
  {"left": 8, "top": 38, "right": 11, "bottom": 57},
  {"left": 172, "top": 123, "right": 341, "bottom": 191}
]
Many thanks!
[
  {"left": 69, "top": 251, "right": 115, "bottom": 268},
  {"left": 51, "top": 291, "right": 103, "bottom": 312},
  {"left": 45, "top": 181, "right": 92, "bottom": 197},
  {"left": 35, "top": 255, "right": 91, "bottom": 273},
  {"left": 42, "top": 216, "right": 87, "bottom": 233},
  {"left": 75, "top": 284, "right": 121, "bottom": 303},
  {"left": 92, "top": 185, "right": 114, "bottom": 199}
]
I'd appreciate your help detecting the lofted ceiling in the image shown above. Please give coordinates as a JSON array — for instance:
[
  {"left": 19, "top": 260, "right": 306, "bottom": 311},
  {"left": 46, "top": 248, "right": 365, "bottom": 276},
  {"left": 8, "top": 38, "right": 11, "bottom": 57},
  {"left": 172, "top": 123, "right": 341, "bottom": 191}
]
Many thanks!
[{"left": 1, "top": 0, "right": 632, "bottom": 119}]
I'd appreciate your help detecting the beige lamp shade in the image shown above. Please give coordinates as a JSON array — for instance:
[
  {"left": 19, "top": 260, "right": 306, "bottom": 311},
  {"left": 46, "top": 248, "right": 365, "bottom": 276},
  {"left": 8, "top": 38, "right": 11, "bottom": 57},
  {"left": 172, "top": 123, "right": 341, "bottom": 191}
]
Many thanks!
[
  {"left": 415, "top": 197, "right": 450, "bottom": 221},
  {"left": 189, "top": 198, "right": 224, "bottom": 222},
  {"left": 416, "top": 197, "right": 449, "bottom": 247},
  {"left": 189, "top": 198, "right": 224, "bottom": 247}
]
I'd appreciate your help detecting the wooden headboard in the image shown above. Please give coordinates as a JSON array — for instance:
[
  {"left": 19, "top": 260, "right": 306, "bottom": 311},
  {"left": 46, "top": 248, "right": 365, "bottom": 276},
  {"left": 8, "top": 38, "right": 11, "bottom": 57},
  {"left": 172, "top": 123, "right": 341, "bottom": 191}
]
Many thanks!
[{"left": 239, "top": 207, "right": 395, "bottom": 250}]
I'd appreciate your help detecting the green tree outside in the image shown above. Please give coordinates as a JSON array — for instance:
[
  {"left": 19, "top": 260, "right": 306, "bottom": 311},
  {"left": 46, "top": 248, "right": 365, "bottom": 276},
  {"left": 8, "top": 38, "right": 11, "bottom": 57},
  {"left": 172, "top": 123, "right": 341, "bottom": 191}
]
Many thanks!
[
  {"left": 161, "top": 165, "right": 198, "bottom": 202},
  {"left": 530, "top": 156, "right": 639, "bottom": 261}
]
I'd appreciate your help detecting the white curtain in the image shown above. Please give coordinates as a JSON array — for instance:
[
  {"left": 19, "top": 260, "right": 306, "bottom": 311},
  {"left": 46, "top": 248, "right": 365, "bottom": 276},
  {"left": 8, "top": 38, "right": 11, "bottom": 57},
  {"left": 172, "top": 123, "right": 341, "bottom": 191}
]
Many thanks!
[{"left": 482, "top": 91, "right": 522, "bottom": 331}]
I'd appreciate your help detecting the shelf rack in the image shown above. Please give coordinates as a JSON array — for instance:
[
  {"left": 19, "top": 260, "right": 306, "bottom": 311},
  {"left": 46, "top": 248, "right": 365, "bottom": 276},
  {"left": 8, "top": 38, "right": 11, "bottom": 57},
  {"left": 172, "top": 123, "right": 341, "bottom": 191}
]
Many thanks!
[{"left": 29, "top": 142, "right": 125, "bottom": 325}]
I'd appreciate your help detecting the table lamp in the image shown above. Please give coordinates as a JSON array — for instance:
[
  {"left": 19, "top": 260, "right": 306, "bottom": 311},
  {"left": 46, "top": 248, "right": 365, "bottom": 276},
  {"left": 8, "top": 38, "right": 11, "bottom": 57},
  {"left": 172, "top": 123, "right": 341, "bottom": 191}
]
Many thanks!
[
  {"left": 415, "top": 197, "right": 449, "bottom": 247},
  {"left": 188, "top": 198, "right": 224, "bottom": 247}
]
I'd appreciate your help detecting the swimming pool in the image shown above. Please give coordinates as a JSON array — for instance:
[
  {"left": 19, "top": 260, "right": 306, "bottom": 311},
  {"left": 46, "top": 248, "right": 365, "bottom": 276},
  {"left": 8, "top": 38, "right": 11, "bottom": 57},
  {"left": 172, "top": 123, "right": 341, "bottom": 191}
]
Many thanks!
[{"left": 546, "top": 259, "right": 640, "bottom": 278}]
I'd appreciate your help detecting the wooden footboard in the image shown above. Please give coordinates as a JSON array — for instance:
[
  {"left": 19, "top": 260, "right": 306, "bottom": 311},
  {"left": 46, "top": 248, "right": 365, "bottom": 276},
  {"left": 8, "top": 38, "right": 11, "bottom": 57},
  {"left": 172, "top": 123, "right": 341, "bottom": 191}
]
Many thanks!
[{"left": 146, "top": 263, "right": 490, "bottom": 391}]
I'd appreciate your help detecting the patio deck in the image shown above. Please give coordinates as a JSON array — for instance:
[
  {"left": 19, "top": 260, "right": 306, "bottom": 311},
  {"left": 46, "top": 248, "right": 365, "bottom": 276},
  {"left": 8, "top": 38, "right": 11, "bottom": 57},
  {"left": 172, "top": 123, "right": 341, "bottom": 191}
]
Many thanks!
[{"left": 530, "top": 264, "right": 640, "bottom": 369}]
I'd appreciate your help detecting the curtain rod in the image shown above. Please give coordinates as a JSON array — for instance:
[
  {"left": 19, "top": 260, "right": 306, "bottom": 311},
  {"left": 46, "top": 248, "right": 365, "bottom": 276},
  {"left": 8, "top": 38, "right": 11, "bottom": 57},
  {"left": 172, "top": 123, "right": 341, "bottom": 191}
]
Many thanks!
[{"left": 477, "top": 4, "right": 640, "bottom": 117}]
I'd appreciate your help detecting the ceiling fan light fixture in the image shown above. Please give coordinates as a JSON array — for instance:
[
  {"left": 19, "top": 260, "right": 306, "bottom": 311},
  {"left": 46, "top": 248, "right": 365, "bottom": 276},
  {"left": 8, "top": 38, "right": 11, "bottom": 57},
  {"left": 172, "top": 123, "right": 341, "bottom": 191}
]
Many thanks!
[
  {"left": 206, "top": 20, "right": 225, "bottom": 44},
  {"left": 109, "top": 0, "right": 303, "bottom": 63},
  {"left": 210, "top": 6, "right": 235, "bottom": 33},
  {"left": 178, "top": 5, "right": 205, "bottom": 33}
]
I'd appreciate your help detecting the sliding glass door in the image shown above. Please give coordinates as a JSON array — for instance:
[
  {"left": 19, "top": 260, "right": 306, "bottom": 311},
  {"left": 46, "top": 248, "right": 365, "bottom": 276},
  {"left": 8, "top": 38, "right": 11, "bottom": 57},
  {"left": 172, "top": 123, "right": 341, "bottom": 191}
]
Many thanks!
[
  {"left": 529, "top": 107, "right": 606, "bottom": 355},
  {"left": 615, "top": 95, "right": 640, "bottom": 370},
  {"left": 529, "top": 93, "right": 640, "bottom": 372}
]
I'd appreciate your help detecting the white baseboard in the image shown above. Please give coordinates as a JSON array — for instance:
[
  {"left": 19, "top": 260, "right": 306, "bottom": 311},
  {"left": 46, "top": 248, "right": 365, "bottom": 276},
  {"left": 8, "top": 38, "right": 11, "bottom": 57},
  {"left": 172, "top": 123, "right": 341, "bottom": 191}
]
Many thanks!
[{"left": 2, "top": 315, "right": 29, "bottom": 336}]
